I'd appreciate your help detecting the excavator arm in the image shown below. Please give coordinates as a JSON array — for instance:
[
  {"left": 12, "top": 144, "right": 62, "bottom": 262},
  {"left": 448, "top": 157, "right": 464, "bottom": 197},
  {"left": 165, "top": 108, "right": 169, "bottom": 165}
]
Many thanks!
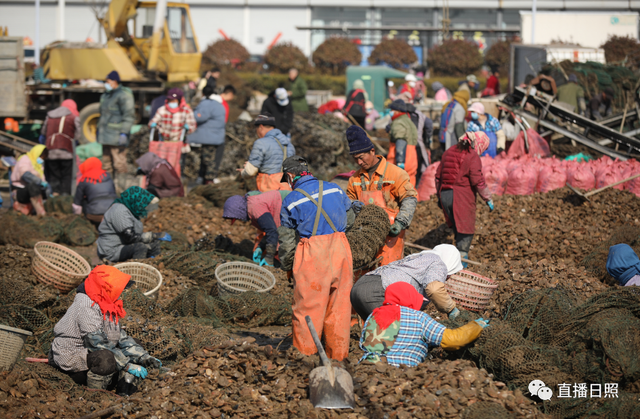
[{"left": 101, "top": 0, "right": 139, "bottom": 41}]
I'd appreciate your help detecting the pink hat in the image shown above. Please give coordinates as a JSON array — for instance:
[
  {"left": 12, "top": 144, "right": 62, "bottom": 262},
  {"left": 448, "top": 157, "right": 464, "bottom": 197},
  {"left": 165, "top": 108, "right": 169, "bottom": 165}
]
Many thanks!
[
  {"left": 468, "top": 102, "right": 485, "bottom": 115},
  {"left": 459, "top": 131, "right": 490, "bottom": 155}
]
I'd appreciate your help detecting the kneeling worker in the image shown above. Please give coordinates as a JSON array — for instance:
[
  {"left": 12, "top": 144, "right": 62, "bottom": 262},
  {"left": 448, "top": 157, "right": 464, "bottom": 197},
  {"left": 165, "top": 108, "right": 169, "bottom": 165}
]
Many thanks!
[
  {"left": 49, "top": 265, "right": 162, "bottom": 394},
  {"left": 278, "top": 156, "right": 354, "bottom": 360}
]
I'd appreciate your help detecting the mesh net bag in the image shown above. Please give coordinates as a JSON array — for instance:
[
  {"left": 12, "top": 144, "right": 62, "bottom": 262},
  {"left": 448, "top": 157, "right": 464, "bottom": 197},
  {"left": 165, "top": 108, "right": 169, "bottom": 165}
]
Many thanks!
[{"left": 346, "top": 204, "right": 391, "bottom": 269}]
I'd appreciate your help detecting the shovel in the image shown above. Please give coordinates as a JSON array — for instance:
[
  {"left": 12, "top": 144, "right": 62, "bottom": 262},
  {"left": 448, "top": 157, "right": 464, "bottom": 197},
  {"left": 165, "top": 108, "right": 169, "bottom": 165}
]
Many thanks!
[
  {"left": 305, "top": 315, "right": 355, "bottom": 409},
  {"left": 566, "top": 172, "right": 640, "bottom": 202}
]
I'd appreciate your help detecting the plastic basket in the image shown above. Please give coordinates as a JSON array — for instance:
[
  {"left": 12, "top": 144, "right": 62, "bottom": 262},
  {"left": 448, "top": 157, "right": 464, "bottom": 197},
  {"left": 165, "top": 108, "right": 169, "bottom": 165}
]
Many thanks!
[
  {"left": 445, "top": 270, "right": 498, "bottom": 312},
  {"left": 32, "top": 242, "right": 91, "bottom": 293},
  {"left": 215, "top": 262, "right": 276, "bottom": 296},
  {"left": 0, "top": 324, "right": 33, "bottom": 371},
  {"left": 113, "top": 262, "right": 163, "bottom": 299}
]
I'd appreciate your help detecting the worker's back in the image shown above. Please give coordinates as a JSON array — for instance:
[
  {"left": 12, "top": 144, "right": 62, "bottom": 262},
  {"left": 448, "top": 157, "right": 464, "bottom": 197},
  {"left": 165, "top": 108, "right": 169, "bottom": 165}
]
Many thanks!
[{"left": 248, "top": 129, "right": 295, "bottom": 175}]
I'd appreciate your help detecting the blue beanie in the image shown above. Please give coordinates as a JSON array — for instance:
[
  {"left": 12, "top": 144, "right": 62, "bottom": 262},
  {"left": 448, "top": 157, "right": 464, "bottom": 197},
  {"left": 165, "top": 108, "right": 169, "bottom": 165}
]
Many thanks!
[
  {"left": 223, "top": 195, "right": 248, "bottom": 221},
  {"left": 106, "top": 71, "right": 120, "bottom": 83},
  {"left": 346, "top": 125, "right": 374, "bottom": 155}
]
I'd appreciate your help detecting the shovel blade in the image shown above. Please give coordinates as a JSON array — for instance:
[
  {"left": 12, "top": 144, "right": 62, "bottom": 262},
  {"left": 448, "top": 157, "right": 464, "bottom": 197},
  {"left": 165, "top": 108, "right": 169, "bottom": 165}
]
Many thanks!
[{"left": 309, "top": 366, "right": 355, "bottom": 409}]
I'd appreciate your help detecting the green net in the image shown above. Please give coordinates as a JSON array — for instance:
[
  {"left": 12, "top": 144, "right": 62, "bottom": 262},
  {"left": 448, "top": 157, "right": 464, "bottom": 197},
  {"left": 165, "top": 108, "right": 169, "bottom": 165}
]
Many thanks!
[
  {"left": 0, "top": 212, "right": 97, "bottom": 247},
  {"left": 43, "top": 195, "right": 74, "bottom": 214},
  {"left": 581, "top": 226, "right": 640, "bottom": 282},
  {"left": 346, "top": 204, "right": 391, "bottom": 269}
]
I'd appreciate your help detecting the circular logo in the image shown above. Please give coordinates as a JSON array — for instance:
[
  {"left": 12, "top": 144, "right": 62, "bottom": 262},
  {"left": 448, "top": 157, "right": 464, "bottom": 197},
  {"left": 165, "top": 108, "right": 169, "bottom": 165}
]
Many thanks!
[
  {"left": 528, "top": 380, "right": 546, "bottom": 396},
  {"left": 369, "top": 198, "right": 374, "bottom": 203},
  {"left": 538, "top": 386, "right": 553, "bottom": 401},
  {"left": 611, "top": 16, "right": 620, "bottom": 25}
]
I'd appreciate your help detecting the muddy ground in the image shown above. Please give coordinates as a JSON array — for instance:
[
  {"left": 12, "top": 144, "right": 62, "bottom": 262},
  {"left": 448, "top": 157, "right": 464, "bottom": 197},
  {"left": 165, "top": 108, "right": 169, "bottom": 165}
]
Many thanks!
[{"left": 1, "top": 185, "right": 639, "bottom": 418}]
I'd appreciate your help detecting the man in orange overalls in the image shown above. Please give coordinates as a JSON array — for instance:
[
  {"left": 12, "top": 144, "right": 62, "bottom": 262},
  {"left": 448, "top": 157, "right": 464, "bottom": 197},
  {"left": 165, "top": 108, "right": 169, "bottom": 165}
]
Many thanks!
[{"left": 346, "top": 125, "right": 418, "bottom": 266}]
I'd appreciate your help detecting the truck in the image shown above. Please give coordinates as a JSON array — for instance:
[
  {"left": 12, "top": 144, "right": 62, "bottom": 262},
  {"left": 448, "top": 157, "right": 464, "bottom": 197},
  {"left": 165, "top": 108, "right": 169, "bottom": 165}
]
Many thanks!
[{"left": 1, "top": 0, "right": 202, "bottom": 144}]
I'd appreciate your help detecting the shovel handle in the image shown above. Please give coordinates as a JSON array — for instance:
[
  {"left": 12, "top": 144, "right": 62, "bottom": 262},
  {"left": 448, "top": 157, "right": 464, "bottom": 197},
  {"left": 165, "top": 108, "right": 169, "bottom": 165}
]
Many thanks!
[{"left": 305, "top": 315, "right": 331, "bottom": 367}]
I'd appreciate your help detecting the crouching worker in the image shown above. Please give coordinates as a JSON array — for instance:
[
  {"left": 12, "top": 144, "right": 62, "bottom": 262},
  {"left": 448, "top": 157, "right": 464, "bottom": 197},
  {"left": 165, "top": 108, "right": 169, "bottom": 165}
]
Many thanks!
[
  {"left": 49, "top": 265, "right": 162, "bottom": 395},
  {"left": 606, "top": 244, "right": 640, "bottom": 287},
  {"left": 352, "top": 244, "right": 464, "bottom": 321},
  {"left": 223, "top": 190, "right": 290, "bottom": 267},
  {"left": 73, "top": 157, "right": 117, "bottom": 226},
  {"left": 97, "top": 186, "right": 170, "bottom": 262},
  {"left": 360, "top": 282, "right": 488, "bottom": 367},
  {"left": 10, "top": 145, "right": 49, "bottom": 215},
  {"left": 278, "top": 156, "right": 354, "bottom": 361},
  {"left": 136, "top": 152, "right": 184, "bottom": 198}
]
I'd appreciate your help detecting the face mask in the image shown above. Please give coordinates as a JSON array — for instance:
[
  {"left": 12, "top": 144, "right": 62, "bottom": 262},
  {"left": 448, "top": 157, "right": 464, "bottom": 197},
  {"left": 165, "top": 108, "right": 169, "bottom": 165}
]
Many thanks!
[
  {"left": 104, "top": 83, "right": 113, "bottom": 92},
  {"left": 408, "top": 81, "right": 416, "bottom": 88},
  {"left": 389, "top": 111, "right": 395, "bottom": 117},
  {"left": 168, "top": 102, "right": 179, "bottom": 109},
  {"left": 471, "top": 112, "right": 479, "bottom": 120},
  {"left": 36, "top": 157, "right": 44, "bottom": 165}
]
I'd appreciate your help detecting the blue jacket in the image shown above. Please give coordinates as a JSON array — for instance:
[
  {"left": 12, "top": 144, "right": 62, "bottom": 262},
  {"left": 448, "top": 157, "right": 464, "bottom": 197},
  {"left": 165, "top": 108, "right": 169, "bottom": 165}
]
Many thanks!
[
  {"left": 280, "top": 176, "right": 351, "bottom": 238},
  {"left": 248, "top": 128, "right": 295, "bottom": 174},
  {"left": 188, "top": 98, "right": 226, "bottom": 145}
]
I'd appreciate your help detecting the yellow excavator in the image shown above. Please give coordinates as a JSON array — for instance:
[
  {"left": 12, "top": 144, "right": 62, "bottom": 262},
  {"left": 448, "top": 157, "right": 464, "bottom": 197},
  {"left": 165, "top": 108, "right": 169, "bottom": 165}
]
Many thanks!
[{"left": 35, "top": 0, "right": 202, "bottom": 142}]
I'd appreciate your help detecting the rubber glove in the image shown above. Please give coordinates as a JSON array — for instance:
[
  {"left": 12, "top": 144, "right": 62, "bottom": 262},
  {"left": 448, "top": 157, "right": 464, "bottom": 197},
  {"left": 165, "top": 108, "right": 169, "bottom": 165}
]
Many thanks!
[
  {"left": 448, "top": 307, "right": 460, "bottom": 320},
  {"left": 389, "top": 220, "right": 404, "bottom": 237},
  {"left": 140, "top": 354, "right": 162, "bottom": 369},
  {"left": 150, "top": 122, "right": 157, "bottom": 128},
  {"left": 397, "top": 163, "right": 405, "bottom": 169},
  {"left": 126, "top": 364, "right": 148, "bottom": 379},
  {"left": 156, "top": 233, "right": 172, "bottom": 242},
  {"left": 40, "top": 181, "right": 49, "bottom": 189},
  {"left": 474, "top": 318, "right": 490, "bottom": 329},
  {"left": 487, "top": 200, "right": 494, "bottom": 212},
  {"left": 253, "top": 248, "right": 263, "bottom": 264},
  {"left": 259, "top": 258, "right": 274, "bottom": 267},
  {"left": 183, "top": 123, "right": 189, "bottom": 130},
  {"left": 119, "top": 133, "right": 128, "bottom": 145}
]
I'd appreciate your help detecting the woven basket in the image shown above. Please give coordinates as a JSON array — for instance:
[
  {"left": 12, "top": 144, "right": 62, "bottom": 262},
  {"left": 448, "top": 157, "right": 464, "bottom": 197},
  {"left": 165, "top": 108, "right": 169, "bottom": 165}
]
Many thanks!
[
  {"left": 445, "top": 270, "right": 498, "bottom": 312},
  {"left": 32, "top": 242, "right": 91, "bottom": 293},
  {"left": 113, "top": 262, "right": 163, "bottom": 299},
  {"left": 0, "top": 324, "right": 32, "bottom": 371},
  {"left": 215, "top": 262, "right": 276, "bottom": 296}
]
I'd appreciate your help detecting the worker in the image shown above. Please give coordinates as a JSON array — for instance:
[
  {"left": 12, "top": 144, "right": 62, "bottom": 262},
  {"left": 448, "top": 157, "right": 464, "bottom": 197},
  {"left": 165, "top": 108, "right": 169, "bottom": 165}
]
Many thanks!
[
  {"left": 529, "top": 74, "right": 557, "bottom": 96},
  {"left": 466, "top": 102, "right": 506, "bottom": 157},
  {"left": 482, "top": 67, "right": 501, "bottom": 97},
  {"left": 10, "top": 144, "right": 49, "bottom": 216},
  {"left": 589, "top": 87, "right": 614, "bottom": 121},
  {"left": 606, "top": 244, "right": 640, "bottom": 287},
  {"left": 399, "top": 74, "right": 418, "bottom": 102},
  {"left": 278, "top": 156, "right": 354, "bottom": 360},
  {"left": 189, "top": 85, "right": 227, "bottom": 184},
  {"left": 73, "top": 157, "right": 117, "bottom": 226},
  {"left": 387, "top": 100, "right": 419, "bottom": 186},
  {"left": 458, "top": 75, "right": 479, "bottom": 94},
  {"left": 241, "top": 113, "right": 295, "bottom": 192},
  {"left": 223, "top": 190, "right": 290, "bottom": 267},
  {"left": 432, "top": 81, "right": 452, "bottom": 102},
  {"left": 343, "top": 79, "right": 368, "bottom": 128},
  {"left": 557, "top": 74, "right": 586, "bottom": 115},
  {"left": 40, "top": 99, "right": 79, "bottom": 196},
  {"left": 346, "top": 125, "right": 418, "bottom": 266},
  {"left": 97, "top": 186, "right": 169, "bottom": 262},
  {"left": 435, "top": 132, "right": 494, "bottom": 265},
  {"left": 149, "top": 88, "right": 196, "bottom": 142},
  {"left": 439, "top": 89, "right": 470, "bottom": 150},
  {"left": 98, "top": 71, "right": 135, "bottom": 194},
  {"left": 287, "top": 68, "right": 309, "bottom": 112},
  {"left": 49, "top": 265, "right": 162, "bottom": 394},
  {"left": 136, "top": 152, "right": 184, "bottom": 198},
  {"left": 219, "top": 85, "right": 236, "bottom": 123},
  {"left": 359, "top": 282, "right": 489, "bottom": 367},
  {"left": 364, "top": 101, "right": 380, "bottom": 131},
  {"left": 261, "top": 87, "right": 294, "bottom": 136},
  {"left": 351, "top": 244, "right": 464, "bottom": 321}
]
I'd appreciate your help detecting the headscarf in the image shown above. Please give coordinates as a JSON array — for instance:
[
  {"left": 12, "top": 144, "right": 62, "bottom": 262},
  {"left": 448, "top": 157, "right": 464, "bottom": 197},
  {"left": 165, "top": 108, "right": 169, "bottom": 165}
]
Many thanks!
[
  {"left": 420, "top": 244, "right": 463, "bottom": 276},
  {"left": 61, "top": 99, "right": 79, "bottom": 117},
  {"left": 459, "top": 131, "right": 490, "bottom": 156},
  {"left": 371, "top": 282, "right": 424, "bottom": 331},
  {"left": 223, "top": 195, "right": 248, "bottom": 221},
  {"left": 84, "top": 265, "right": 131, "bottom": 323},
  {"left": 136, "top": 152, "right": 168, "bottom": 175},
  {"left": 606, "top": 244, "right": 640, "bottom": 286},
  {"left": 432, "top": 81, "right": 444, "bottom": 92},
  {"left": 442, "top": 90, "right": 470, "bottom": 113},
  {"left": 79, "top": 157, "right": 107, "bottom": 184},
  {"left": 352, "top": 79, "right": 369, "bottom": 101},
  {"left": 22, "top": 144, "right": 46, "bottom": 178},
  {"left": 113, "top": 186, "right": 155, "bottom": 219}
]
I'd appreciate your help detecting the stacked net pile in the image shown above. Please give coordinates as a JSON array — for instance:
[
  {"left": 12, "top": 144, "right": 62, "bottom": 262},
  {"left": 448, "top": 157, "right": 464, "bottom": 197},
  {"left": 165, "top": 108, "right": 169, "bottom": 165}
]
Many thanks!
[
  {"left": 346, "top": 204, "right": 391, "bottom": 269},
  {"left": 43, "top": 195, "right": 74, "bottom": 214},
  {"left": 581, "top": 226, "right": 640, "bottom": 281},
  {"left": 0, "top": 212, "right": 97, "bottom": 247}
]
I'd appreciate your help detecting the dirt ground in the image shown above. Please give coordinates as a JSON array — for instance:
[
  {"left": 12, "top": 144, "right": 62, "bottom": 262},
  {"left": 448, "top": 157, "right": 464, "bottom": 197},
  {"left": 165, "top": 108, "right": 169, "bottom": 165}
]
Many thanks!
[{"left": 1, "top": 183, "right": 639, "bottom": 418}]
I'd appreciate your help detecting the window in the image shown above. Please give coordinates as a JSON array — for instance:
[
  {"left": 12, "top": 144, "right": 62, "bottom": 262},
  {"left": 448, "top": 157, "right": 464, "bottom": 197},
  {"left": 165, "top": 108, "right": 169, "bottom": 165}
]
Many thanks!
[{"left": 167, "top": 7, "right": 197, "bottom": 53}]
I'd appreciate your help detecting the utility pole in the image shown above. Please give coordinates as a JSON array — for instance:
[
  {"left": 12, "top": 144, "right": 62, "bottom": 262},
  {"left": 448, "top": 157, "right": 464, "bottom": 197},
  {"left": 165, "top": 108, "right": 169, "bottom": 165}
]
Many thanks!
[
  {"left": 442, "top": 0, "right": 450, "bottom": 40},
  {"left": 58, "top": 0, "right": 65, "bottom": 40},
  {"left": 531, "top": 0, "right": 537, "bottom": 44}
]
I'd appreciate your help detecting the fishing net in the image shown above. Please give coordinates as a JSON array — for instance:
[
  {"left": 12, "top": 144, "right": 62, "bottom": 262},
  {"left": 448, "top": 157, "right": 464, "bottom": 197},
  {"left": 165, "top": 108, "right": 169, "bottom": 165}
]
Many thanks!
[
  {"left": 346, "top": 204, "right": 391, "bottom": 269},
  {"left": 0, "top": 212, "right": 97, "bottom": 247},
  {"left": 43, "top": 195, "right": 74, "bottom": 214},
  {"left": 580, "top": 226, "right": 640, "bottom": 281},
  {"left": 162, "top": 250, "right": 251, "bottom": 287},
  {"left": 58, "top": 215, "right": 97, "bottom": 246},
  {"left": 189, "top": 178, "right": 251, "bottom": 208},
  {"left": 463, "top": 401, "right": 512, "bottom": 419}
]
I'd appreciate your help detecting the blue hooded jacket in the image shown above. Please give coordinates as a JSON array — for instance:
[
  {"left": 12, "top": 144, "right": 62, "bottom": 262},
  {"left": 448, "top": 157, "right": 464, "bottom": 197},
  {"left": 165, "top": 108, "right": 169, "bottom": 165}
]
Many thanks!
[
  {"left": 248, "top": 128, "right": 295, "bottom": 174},
  {"left": 606, "top": 244, "right": 640, "bottom": 286}
]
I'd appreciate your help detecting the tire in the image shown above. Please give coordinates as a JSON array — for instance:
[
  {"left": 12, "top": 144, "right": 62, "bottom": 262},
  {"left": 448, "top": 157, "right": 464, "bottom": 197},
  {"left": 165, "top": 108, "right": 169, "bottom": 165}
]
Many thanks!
[{"left": 78, "top": 102, "right": 101, "bottom": 144}]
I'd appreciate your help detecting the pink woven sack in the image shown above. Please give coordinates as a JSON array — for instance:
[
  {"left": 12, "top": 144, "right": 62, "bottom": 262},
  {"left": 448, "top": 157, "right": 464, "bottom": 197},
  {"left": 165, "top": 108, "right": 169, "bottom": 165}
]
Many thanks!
[
  {"left": 484, "top": 164, "right": 509, "bottom": 195},
  {"left": 417, "top": 162, "right": 440, "bottom": 201},
  {"left": 506, "top": 165, "right": 538, "bottom": 195}
]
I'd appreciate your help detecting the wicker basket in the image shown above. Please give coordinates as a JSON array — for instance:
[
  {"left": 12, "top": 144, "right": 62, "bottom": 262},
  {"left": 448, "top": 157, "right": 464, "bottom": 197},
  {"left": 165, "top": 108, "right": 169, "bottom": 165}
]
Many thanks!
[
  {"left": 445, "top": 270, "right": 498, "bottom": 312},
  {"left": 215, "top": 262, "right": 276, "bottom": 296},
  {"left": 0, "top": 324, "right": 32, "bottom": 371},
  {"left": 32, "top": 242, "right": 91, "bottom": 293},
  {"left": 113, "top": 262, "right": 163, "bottom": 299}
]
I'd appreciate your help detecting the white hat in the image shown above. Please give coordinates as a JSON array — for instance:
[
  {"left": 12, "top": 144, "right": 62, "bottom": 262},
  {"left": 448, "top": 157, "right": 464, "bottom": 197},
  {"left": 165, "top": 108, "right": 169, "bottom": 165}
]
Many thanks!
[
  {"left": 421, "top": 244, "right": 463, "bottom": 276},
  {"left": 405, "top": 74, "right": 417, "bottom": 82},
  {"left": 275, "top": 87, "right": 289, "bottom": 106}
]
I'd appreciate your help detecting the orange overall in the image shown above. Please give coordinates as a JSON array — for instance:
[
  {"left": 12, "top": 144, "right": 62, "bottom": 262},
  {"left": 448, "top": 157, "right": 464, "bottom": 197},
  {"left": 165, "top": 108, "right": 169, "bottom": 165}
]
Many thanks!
[
  {"left": 347, "top": 156, "right": 418, "bottom": 267},
  {"left": 256, "top": 136, "right": 292, "bottom": 192},
  {"left": 387, "top": 143, "right": 418, "bottom": 187},
  {"left": 291, "top": 183, "right": 353, "bottom": 360}
]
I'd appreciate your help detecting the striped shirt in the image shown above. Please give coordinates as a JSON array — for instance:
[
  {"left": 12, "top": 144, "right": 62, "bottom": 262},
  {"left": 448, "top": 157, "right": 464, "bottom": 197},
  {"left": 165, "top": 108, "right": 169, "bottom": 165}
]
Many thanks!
[
  {"left": 365, "top": 252, "right": 448, "bottom": 296},
  {"left": 359, "top": 306, "right": 445, "bottom": 367}
]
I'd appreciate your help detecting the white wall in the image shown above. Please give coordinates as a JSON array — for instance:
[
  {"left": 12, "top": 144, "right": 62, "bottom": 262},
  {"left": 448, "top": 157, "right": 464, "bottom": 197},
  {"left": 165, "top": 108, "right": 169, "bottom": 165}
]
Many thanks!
[
  {"left": 521, "top": 11, "right": 639, "bottom": 47},
  {"left": 247, "top": 7, "right": 308, "bottom": 55},
  {"left": 189, "top": 6, "right": 245, "bottom": 50}
]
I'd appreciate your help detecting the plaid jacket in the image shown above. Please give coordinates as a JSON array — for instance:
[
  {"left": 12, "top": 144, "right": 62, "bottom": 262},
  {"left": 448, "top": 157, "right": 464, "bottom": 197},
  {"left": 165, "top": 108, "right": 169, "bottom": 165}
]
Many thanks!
[
  {"left": 467, "top": 113, "right": 502, "bottom": 133},
  {"left": 149, "top": 104, "right": 197, "bottom": 142},
  {"left": 359, "top": 306, "right": 445, "bottom": 367}
]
